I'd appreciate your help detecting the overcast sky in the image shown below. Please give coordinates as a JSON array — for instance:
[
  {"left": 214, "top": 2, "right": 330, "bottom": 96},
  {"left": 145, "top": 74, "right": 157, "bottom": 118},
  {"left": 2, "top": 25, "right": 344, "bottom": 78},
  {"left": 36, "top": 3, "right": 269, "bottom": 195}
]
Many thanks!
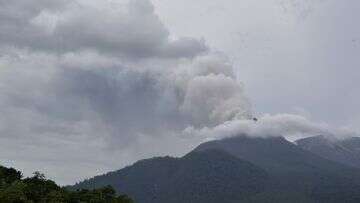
[
  {"left": 152, "top": 0, "right": 360, "bottom": 126},
  {"left": 0, "top": 0, "right": 359, "bottom": 185}
]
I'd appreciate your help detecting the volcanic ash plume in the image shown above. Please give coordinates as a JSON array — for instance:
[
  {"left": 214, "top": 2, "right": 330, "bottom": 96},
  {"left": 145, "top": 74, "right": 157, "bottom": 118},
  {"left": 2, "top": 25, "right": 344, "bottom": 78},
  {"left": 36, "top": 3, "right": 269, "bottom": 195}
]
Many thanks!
[{"left": 0, "top": 0, "right": 358, "bottom": 185}]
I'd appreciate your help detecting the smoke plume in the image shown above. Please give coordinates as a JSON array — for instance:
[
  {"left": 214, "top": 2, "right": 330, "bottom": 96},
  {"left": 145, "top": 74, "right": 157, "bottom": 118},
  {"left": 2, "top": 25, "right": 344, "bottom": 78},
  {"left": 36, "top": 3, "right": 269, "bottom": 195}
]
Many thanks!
[{"left": 0, "top": 0, "right": 358, "bottom": 185}]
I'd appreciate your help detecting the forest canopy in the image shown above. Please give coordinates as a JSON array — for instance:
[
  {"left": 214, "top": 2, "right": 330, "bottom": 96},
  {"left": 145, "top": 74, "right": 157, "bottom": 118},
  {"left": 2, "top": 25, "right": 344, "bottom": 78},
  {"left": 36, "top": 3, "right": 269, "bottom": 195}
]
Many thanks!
[{"left": 0, "top": 165, "right": 133, "bottom": 203}]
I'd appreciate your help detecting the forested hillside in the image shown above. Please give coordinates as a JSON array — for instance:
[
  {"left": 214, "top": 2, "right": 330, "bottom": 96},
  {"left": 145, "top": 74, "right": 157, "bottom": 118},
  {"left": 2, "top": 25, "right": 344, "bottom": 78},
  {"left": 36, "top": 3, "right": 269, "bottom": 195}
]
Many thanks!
[{"left": 0, "top": 165, "right": 133, "bottom": 203}]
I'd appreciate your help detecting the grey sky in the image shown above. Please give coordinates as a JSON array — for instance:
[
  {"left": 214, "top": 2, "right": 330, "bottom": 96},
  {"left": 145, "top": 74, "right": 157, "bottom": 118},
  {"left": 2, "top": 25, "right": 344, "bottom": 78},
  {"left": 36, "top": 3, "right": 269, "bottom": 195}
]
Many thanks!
[
  {"left": 152, "top": 0, "right": 360, "bottom": 127},
  {"left": 0, "top": 0, "right": 359, "bottom": 185}
]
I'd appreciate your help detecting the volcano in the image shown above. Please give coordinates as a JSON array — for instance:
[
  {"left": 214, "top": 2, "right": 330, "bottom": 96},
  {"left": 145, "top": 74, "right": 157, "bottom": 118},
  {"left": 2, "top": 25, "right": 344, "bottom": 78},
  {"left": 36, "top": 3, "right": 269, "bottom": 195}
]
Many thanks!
[{"left": 70, "top": 135, "right": 360, "bottom": 203}]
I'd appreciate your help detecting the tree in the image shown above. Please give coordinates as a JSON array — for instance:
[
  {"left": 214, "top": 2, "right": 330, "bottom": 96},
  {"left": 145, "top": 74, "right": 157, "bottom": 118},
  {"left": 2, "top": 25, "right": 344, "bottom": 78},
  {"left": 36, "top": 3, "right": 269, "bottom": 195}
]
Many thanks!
[
  {"left": 0, "top": 181, "right": 27, "bottom": 203},
  {"left": 0, "top": 166, "right": 22, "bottom": 185},
  {"left": 23, "top": 172, "right": 60, "bottom": 202},
  {"left": 0, "top": 165, "right": 134, "bottom": 203}
]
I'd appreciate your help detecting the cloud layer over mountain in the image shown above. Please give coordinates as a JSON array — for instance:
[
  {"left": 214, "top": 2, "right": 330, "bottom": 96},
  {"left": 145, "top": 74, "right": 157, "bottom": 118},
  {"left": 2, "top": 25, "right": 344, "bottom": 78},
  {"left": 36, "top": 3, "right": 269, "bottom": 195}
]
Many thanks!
[{"left": 0, "top": 0, "right": 358, "bottom": 184}]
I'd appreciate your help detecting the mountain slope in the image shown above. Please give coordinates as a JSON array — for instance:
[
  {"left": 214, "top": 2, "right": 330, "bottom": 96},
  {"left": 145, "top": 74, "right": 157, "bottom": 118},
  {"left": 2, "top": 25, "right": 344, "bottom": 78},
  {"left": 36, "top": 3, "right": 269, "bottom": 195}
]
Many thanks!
[
  {"left": 71, "top": 149, "right": 268, "bottom": 203},
  {"left": 193, "top": 135, "right": 360, "bottom": 202},
  {"left": 72, "top": 135, "right": 360, "bottom": 203},
  {"left": 296, "top": 135, "right": 360, "bottom": 168},
  {"left": 194, "top": 136, "right": 356, "bottom": 175}
]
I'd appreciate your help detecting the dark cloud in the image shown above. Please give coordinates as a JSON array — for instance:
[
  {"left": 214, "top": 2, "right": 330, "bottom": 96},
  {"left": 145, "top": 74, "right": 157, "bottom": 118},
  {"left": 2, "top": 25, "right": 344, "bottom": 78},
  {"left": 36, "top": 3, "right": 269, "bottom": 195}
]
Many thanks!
[
  {"left": 0, "top": 49, "right": 251, "bottom": 184},
  {"left": 0, "top": 0, "right": 207, "bottom": 59}
]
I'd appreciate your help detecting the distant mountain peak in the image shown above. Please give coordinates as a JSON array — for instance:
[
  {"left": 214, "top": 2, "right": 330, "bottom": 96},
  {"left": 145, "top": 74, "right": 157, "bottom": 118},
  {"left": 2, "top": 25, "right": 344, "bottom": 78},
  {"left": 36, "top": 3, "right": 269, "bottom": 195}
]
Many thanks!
[{"left": 296, "top": 135, "right": 360, "bottom": 169}]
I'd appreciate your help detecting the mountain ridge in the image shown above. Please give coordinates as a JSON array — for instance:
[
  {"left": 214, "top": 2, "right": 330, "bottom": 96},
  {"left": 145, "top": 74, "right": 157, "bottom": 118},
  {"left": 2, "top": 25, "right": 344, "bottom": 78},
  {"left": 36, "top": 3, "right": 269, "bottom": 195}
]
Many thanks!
[
  {"left": 70, "top": 149, "right": 268, "bottom": 203},
  {"left": 71, "top": 135, "right": 360, "bottom": 203},
  {"left": 296, "top": 135, "right": 360, "bottom": 168}
]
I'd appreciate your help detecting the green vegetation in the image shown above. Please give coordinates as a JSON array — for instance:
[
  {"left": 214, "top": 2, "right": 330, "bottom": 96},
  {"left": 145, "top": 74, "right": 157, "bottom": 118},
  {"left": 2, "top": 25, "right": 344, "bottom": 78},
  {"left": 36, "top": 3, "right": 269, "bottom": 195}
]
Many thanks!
[{"left": 0, "top": 165, "right": 133, "bottom": 203}]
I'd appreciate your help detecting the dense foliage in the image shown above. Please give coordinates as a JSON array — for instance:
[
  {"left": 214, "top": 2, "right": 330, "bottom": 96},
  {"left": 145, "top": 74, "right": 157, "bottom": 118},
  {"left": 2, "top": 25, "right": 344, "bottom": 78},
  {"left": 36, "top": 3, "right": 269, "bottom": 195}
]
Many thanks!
[{"left": 0, "top": 166, "right": 133, "bottom": 203}]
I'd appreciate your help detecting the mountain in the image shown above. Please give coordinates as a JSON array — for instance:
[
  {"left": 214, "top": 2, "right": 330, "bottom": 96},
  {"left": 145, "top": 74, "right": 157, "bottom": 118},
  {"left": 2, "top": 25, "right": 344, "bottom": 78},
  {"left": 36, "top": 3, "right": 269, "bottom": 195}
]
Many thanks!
[
  {"left": 296, "top": 135, "right": 360, "bottom": 168},
  {"left": 194, "top": 136, "right": 358, "bottom": 175},
  {"left": 194, "top": 135, "right": 360, "bottom": 202},
  {"left": 72, "top": 135, "right": 360, "bottom": 203},
  {"left": 71, "top": 149, "right": 268, "bottom": 203}
]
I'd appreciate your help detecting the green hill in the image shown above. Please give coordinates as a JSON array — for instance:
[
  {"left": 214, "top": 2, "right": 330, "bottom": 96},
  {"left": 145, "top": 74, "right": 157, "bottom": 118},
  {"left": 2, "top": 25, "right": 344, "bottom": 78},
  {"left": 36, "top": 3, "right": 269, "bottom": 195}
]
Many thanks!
[{"left": 0, "top": 165, "right": 133, "bottom": 203}]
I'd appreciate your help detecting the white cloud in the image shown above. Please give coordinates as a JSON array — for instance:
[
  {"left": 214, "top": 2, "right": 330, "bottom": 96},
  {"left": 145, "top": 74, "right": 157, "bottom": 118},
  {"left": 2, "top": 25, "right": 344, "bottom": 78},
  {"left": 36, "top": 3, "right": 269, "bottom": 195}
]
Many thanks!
[{"left": 184, "top": 113, "right": 359, "bottom": 142}]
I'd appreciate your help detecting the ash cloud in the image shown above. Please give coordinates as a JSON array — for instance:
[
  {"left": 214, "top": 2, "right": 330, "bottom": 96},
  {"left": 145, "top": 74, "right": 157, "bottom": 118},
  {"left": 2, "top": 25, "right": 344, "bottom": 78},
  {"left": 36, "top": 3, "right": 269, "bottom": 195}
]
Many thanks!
[
  {"left": 0, "top": 0, "right": 248, "bottom": 184},
  {"left": 0, "top": 0, "right": 358, "bottom": 185},
  {"left": 0, "top": 0, "right": 207, "bottom": 58}
]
